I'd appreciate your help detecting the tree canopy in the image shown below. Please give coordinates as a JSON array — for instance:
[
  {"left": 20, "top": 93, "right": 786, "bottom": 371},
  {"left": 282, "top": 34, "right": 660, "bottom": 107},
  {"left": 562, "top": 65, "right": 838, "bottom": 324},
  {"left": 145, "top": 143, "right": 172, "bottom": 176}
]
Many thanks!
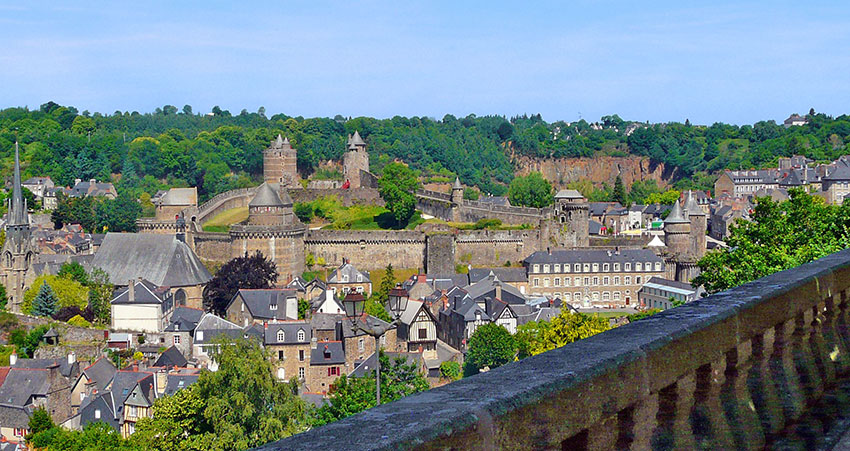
[
  {"left": 463, "top": 323, "right": 517, "bottom": 376},
  {"left": 203, "top": 251, "right": 278, "bottom": 315},
  {"left": 377, "top": 162, "right": 420, "bottom": 227},
  {"left": 507, "top": 172, "right": 553, "bottom": 208},
  {"left": 515, "top": 311, "right": 610, "bottom": 359}
]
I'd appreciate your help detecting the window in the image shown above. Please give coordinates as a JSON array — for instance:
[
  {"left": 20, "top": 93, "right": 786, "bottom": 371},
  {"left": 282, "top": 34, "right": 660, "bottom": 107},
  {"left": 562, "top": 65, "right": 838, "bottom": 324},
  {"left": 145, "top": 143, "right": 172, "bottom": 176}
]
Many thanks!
[
  {"left": 614, "top": 263, "right": 620, "bottom": 271},
  {"left": 636, "top": 262, "right": 642, "bottom": 271},
  {"left": 357, "top": 275, "right": 363, "bottom": 282},
  {"left": 278, "top": 350, "right": 284, "bottom": 360},
  {"left": 565, "top": 277, "right": 571, "bottom": 286},
  {"left": 592, "top": 292, "right": 599, "bottom": 301},
  {"left": 614, "top": 276, "right": 620, "bottom": 285},
  {"left": 592, "top": 277, "right": 599, "bottom": 286},
  {"left": 533, "top": 278, "right": 539, "bottom": 287},
  {"left": 574, "top": 277, "right": 581, "bottom": 287},
  {"left": 625, "top": 276, "right": 631, "bottom": 285},
  {"left": 592, "top": 263, "right": 599, "bottom": 272},
  {"left": 554, "top": 292, "right": 561, "bottom": 298},
  {"left": 543, "top": 264, "right": 550, "bottom": 273},
  {"left": 583, "top": 264, "right": 590, "bottom": 272},
  {"left": 564, "top": 293, "right": 571, "bottom": 302},
  {"left": 381, "top": 335, "right": 387, "bottom": 345},
  {"left": 554, "top": 264, "right": 561, "bottom": 273},
  {"left": 128, "top": 406, "right": 137, "bottom": 418},
  {"left": 655, "top": 262, "right": 662, "bottom": 271},
  {"left": 277, "top": 368, "right": 285, "bottom": 380},
  {"left": 603, "top": 276, "right": 609, "bottom": 286},
  {"left": 603, "top": 292, "right": 610, "bottom": 301},
  {"left": 277, "top": 330, "right": 285, "bottom": 342},
  {"left": 358, "top": 338, "right": 365, "bottom": 352},
  {"left": 328, "top": 366, "right": 340, "bottom": 376},
  {"left": 636, "top": 276, "right": 642, "bottom": 285},
  {"left": 299, "top": 367, "right": 305, "bottom": 379},
  {"left": 173, "top": 335, "right": 180, "bottom": 345},
  {"left": 613, "top": 291, "right": 621, "bottom": 301},
  {"left": 554, "top": 278, "right": 560, "bottom": 287},
  {"left": 419, "top": 328, "right": 428, "bottom": 339},
  {"left": 564, "top": 264, "right": 571, "bottom": 272},
  {"left": 543, "top": 278, "right": 550, "bottom": 287},
  {"left": 270, "top": 302, "right": 278, "bottom": 311},
  {"left": 196, "top": 331, "right": 204, "bottom": 341},
  {"left": 533, "top": 264, "right": 540, "bottom": 273},
  {"left": 299, "top": 350, "right": 305, "bottom": 361},
  {"left": 297, "top": 329, "right": 306, "bottom": 342},
  {"left": 584, "top": 277, "right": 590, "bottom": 286},
  {"left": 625, "top": 263, "right": 631, "bottom": 271},
  {"left": 95, "top": 409, "right": 101, "bottom": 419},
  {"left": 603, "top": 263, "right": 609, "bottom": 271}
]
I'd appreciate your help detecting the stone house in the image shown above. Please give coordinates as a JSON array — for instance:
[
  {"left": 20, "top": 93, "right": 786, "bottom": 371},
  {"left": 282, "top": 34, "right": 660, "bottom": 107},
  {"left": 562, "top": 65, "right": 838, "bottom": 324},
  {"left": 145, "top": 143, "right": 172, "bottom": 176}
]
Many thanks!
[
  {"left": 70, "top": 357, "right": 117, "bottom": 415},
  {"left": 309, "top": 341, "right": 346, "bottom": 394},
  {"left": 162, "top": 306, "right": 204, "bottom": 357},
  {"left": 22, "top": 176, "right": 54, "bottom": 200},
  {"left": 397, "top": 300, "right": 438, "bottom": 353},
  {"left": 326, "top": 260, "right": 371, "bottom": 297},
  {"left": 265, "top": 321, "right": 312, "bottom": 382},
  {"left": 225, "top": 288, "right": 299, "bottom": 327},
  {"left": 154, "top": 188, "right": 198, "bottom": 222}
]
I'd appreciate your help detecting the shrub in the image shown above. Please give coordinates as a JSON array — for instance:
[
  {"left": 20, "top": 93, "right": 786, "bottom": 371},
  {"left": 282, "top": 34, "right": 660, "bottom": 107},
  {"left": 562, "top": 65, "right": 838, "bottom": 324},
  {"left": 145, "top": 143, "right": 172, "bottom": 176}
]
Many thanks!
[
  {"left": 68, "top": 315, "right": 92, "bottom": 328},
  {"left": 439, "top": 361, "right": 462, "bottom": 381}
]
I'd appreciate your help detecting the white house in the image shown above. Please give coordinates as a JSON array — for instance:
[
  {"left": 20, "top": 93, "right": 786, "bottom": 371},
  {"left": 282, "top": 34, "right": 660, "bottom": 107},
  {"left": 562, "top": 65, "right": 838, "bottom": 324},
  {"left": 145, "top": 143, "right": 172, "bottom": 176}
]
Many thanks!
[{"left": 110, "top": 279, "right": 175, "bottom": 333}]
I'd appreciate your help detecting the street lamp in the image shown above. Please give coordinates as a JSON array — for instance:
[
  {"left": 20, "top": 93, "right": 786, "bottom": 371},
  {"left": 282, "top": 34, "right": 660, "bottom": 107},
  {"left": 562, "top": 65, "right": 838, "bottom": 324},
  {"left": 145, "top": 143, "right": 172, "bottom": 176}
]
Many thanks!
[{"left": 342, "top": 285, "right": 409, "bottom": 405}]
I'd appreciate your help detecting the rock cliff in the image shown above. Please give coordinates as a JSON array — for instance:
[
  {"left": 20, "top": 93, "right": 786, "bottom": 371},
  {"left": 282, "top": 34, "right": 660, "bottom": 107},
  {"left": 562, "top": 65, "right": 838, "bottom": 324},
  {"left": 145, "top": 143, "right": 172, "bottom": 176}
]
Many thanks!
[{"left": 514, "top": 155, "right": 679, "bottom": 189}]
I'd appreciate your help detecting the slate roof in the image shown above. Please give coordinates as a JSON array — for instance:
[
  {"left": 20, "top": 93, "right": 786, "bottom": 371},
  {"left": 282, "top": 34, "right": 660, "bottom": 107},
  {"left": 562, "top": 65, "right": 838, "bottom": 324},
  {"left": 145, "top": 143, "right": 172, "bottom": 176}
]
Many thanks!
[
  {"left": 163, "top": 374, "right": 199, "bottom": 396},
  {"left": 110, "top": 371, "right": 153, "bottom": 409},
  {"left": 164, "top": 307, "right": 205, "bottom": 332},
  {"left": 229, "top": 289, "right": 299, "bottom": 320},
  {"left": 0, "top": 369, "right": 49, "bottom": 405},
  {"left": 79, "top": 392, "right": 118, "bottom": 430},
  {"left": 524, "top": 248, "right": 664, "bottom": 266},
  {"left": 644, "top": 276, "right": 695, "bottom": 292},
  {"left": 402, "top": 274, "right": 467, "bottom": 293},
  {"left": 91, "top": 233, "right": 212, "bottom": 287},
  {"left": 311, "top": 341, "right": 346, "bottom": 366},
  {"left": 11, "top": 357, "right": 79, "bottom": 378},
  {"left": 350, "top": 131, "right": 366, "bottom": 146},
  {"left": 110, "top": 279, "right": 170, "bottom": 305},
  {"left": 589, "top": 220, "right": 605, "bottom": 235},
  {"left": 81, "top": 357, "right": 118, "bottom": 392},
  {"left": 160, "top": 188, "right": 197, "bottom": 206},
  {"left": 468, "top": 268, "right": 527, "bottom": 284},
  {"left": 194, "top": 314, "right": 241, "bottom": 344},
  {"left": 399, "top": 300, "right": 426, "bottom": 326},
  {"left": 463, "top": 273, "right": 526, "bottom": 305},
  {"left": 825, "top": 164, "right": 850, "bottom": 181},
  {"left": 264, "top": 321, "right": 311, "bottom": 345},
  {"left": 452, "top": 177, "right": 462, "bottom": 190},
  {"left": 664, "top": 201, "right": 687, "bottom": 224},
  {"left": 250, "top": 183, "right": 286, "bottom": 207},
  {"left": 554, "top": 189, "right": 583, "bottom": 199},
  {"left": 327, "top": 262, "right": 370, "bottom": 284},
  {"left": 0, "top": 404, "right": 33, "bottom": 429},
  {"left": 69, "top": 180, "right": 116, "bottom": 198},
  {"left": 311, "top": 313, "right": 345, "bottom": 331},
  {"left": 779, "top": 170, "right": 803, "bottom": 186},
  {"left": 153, "top": 346, "right": 188, "bottom": 368}
]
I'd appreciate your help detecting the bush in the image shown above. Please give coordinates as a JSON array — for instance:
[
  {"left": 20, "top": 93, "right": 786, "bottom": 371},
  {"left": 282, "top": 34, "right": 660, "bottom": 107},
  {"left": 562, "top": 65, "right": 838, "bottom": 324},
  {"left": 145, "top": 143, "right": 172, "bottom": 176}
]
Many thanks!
[
  {"left": 294, "top": 203, "right": 313, "bottom": 222},
  {"left": 0, "top": 312, "right": 18, "bottom": 332},
  {"left": 68, "top": 315, "right": 92, "bottom": 328},
  {"left": 627, "top": 309, "right": 662, "bottom": 322},
  {"left": 439, "top": 361, "right": 462, "bottom": 381},
  {"left": 473, "top": 218, "right": 502, "bottom": 230}
]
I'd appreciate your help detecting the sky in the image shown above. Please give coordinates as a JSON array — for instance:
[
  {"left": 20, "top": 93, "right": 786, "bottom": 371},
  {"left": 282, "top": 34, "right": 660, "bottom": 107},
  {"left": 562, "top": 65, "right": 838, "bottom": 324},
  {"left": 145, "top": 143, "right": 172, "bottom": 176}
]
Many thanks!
[{"left": 1, "top": 1, "right": 849, "bottom": 125}]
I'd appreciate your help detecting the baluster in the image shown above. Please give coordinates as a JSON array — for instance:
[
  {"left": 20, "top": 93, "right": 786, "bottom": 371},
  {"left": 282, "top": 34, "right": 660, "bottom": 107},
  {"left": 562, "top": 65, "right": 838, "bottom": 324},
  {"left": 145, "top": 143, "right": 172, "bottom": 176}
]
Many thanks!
[
  {"left": 834, "top": 291, "right": 850, "bottom": 375},
  {"left": 586, "top": 414, "right": 617, "bottom": 450},
  {"left": 792, "top": 309, "right": 823, "bottom": 404},
  {"left": 627, "top": 394, "right": 658, "bottom": 450},
  {"left": 651, "top": 374, "right": 696, "bottom": 450},
  {"left": 691, "top": 360, "right": 734, "bottom": 449},
  {"left": 815, "top": 298, "right": 844, "bottom": 382},
  {"left": 720, "top": 341, "right": 764, "bottom": 450},
  {"left": 747, "top": 329, "right": 784, "bottom": 441},
  {"left": 769, "top": 319, "right": 805, "bottom": 423}
]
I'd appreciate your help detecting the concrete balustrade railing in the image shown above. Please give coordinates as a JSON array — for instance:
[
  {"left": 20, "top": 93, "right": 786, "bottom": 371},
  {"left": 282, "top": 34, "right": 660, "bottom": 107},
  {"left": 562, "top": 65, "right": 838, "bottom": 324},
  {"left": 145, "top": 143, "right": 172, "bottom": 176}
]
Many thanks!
[{"left": 260, "top": 248, "right": 850, "bottom": 450}]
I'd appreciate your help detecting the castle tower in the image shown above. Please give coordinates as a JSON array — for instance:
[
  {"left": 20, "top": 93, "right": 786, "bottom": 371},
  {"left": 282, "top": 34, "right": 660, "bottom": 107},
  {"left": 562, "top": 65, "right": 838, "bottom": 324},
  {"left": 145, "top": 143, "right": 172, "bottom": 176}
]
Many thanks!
[
  {"left": 451, "top": 177, "right": 464, "bottom": 205},
  {"left": 550, "top": 189, "right": 590, "bottom": 248},
  {"left": 248, "top": 182, "right": 294, "bottom": 226},
  {"left": 264, "top": 135, "right": 298, "bottom": 188},
  {"left": 663, "top": 199, "right": 695, "bottom": 282},
  {"left": 1, "top": 142, "right": 37, "bottom": 312},
  {"left": 343, "top": 131, "right": 370, "bottom": 189},
  {"left": 683, "top": 190, "right": 707, "bottom": 260}
]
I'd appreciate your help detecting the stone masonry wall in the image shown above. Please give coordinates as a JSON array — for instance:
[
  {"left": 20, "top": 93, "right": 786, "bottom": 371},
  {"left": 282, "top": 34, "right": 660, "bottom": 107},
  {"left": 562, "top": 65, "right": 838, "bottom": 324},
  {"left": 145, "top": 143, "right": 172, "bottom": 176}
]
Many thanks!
[
  {"left": 290, "top": 188, "right": 383, "bottom": 207},
  {"left": 191, "top": 233, "right": 233, "bottom": 262},
  {"left": 304, "top": 230, "right": 426, "bottom": 271},
  {"left": 455, "top": 230, "right": 541, "bottom": 267},
  {"left": 425, "top": 234, "right": 455, "bottom": 274}
]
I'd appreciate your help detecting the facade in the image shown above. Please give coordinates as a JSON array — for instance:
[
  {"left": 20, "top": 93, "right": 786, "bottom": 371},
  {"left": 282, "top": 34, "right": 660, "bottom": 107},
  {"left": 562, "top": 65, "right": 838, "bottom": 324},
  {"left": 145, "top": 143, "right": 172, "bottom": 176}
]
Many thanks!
[
  {"left": 265, "top": 321, "right": 312, "bottom": 382},
  {"left": 552, "top": 189, "right": 590, "bottom": 247},
  {"left": 397, "top": 300, "right": 438, "bottom": 353},
  {"left": 822, "top": 163, "right": 850, "bottom": 204},
  {"left": 714, "top": 169, "right": 780, "bottom": 196},
  {"left": 0, "top": 143, "right": 37, "bottom": 312},
  {"left": 154, "top": 188, "right": 197, "bottom": 221},
  {"left": 68, "top": 179, "right": 118, "bottom": 199},
  {"left": 523, "top": 249, "right": 665, "bottom": 307},
  {"left": 263, "top": 135, "right": 298, "bottom": 188},
  {"left": 110, "top": 279, "right": 176, "bottom": 333},
  {"left": 22, "top": 176, "right": 54, "bottom": 200},
  {"left": 225, "top": 288, "right": 299, "bottom": 327},
  {"left": 638, "top": 276, "right": 700, "bottom": 310},
  {"left": 326, "top": 261, "right": 372, "bottom": 296}
]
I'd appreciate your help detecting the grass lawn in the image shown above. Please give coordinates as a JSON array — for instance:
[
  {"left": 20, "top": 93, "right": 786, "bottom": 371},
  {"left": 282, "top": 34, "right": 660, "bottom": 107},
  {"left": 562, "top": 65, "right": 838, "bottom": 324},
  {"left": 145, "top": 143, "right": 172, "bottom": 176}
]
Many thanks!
[{"left": 202, "top": 206, "right": 248, "bottom": 232}]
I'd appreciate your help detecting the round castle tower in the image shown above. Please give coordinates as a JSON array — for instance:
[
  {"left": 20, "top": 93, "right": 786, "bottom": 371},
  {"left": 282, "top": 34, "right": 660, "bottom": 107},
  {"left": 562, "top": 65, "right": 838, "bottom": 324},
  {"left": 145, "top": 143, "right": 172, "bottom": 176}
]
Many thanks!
[
  {"left": 264, "top": 135, "right": 299, "bottom": 188},
  {"left": 343, "top": 131, "right": 369, "bottom": 189},
  {"left": 683, "top": 190, "right": 707, "bottom": 260},
  {"left": 551, "top": 189, "right": 590, "bottom": 248}
]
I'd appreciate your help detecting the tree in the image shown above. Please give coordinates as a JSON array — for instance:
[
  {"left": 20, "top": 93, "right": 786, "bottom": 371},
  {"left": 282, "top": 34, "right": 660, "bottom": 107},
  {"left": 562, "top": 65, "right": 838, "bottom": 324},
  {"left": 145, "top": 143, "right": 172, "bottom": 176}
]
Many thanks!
[
  {"left": 27, "top": 406, "right": 55, "bottom": 438},
  {"left": 31, "top": 283, "right": 59, "bottom": 317},
  {"left": 612, "top": 175, "right": 627, "bottom": 205},
  {"left": 507, "top": 172, "right": 553, "bottom": 208},
  {"left": 131, "top": 385, "right": 210, "bottom": 450},
  {"left": 515, "top": 311, "right": 610, "bottom": 359},
  {"left": 314, "top": 351, "right": 429, "bottom": 426},
  {"left": 694, "top": 189, "right": 850, "bottom": 293},
  {"left": 58, "top": 261, "right": 89, "bottom": 285},
  {"left": 439, "top": 361, "right": 462, "bottom": 380},
  {"left": 10, "top": 325, "right": 49, "bottom": 357},
  {"left": 378, "top": 162, "right": 420, "bottom": 227},
  {"left": 23, "top": 275, "right": 88, "bottom": 314},
  {"left": 87, "top": 268, "right": 114, "bottom": 325},
  {"left": 0, "top": 285, "right": 7, "bottom": 311},
  {"left": 645, "top": 189, "right": 681, "bottom": 205},
  {"left": 203, "top": 251, "right": 278, "bottom": 315},
  {"left": 463, "top": 323, "right": 517, "bottom": 376}
]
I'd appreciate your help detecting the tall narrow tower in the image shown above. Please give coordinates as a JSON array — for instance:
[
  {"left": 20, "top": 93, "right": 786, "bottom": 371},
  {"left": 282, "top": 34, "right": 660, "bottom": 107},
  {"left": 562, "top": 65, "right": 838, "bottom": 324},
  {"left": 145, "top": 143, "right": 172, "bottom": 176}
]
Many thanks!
[
  {"left": 343, "top": 131, "right": 370, "bottom": 189},
  {"left": 684, "top": 191, "right": 707, "bottom": 259},
  {"left": 263, "top": 135, "right": 298, "bottom": 188},
  {"left": 1, "top": 143, "right": 37, "bottom": 312}
]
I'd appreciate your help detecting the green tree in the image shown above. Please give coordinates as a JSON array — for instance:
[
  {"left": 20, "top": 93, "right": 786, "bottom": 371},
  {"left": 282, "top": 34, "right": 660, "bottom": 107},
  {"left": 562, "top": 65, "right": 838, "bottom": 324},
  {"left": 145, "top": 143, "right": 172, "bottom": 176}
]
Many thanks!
[
  {"left": 515, "top": 311, "right": 610, "bottom": 358},
  {"left": 612, "top": 175, "right": 627, "bottom": 205},
  {"left": 23, "top": 275, "right": 88, "bottom": 314},
  {"left": 645, "top": 189, "right": 681, "bottom": 205},
  {"left": 439, "top": 361, "right": 462, "bottom": 380},
  {"left": 31, "top": 283, "right": 59, "bottom": 317},
  {"left": 0, "top": 284, "right": 7, "bottom": 311},
  {"left": 463, "top": 323, "right": 517, "bottom": 376},
  {"left": 27, "top": 406, "right": 55, "bottom": 438},
  {"left": 58, "top": 261, "right": 89, "bottom": 285},
  {"left": 377, "top": 162, "right": 420, "bottom": 227},
  {"left": 507, "top": 172, "right": 553, "bottom": 208},
  {"left": 694, "top": 189, "right": 850, "bottom": 293},
  {"left": 10, "top": 324, "right": 49, "bottom": 357},
  {"left": 298, "top": 298, "right": 310, "bottom": 320},
  {"left": 87, "top": 268, "right": 114, "bottom": 325}
]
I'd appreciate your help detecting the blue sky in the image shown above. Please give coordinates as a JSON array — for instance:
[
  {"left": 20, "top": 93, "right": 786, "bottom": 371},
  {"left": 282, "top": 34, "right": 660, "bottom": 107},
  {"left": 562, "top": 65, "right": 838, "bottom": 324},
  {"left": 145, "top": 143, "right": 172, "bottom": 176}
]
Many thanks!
[{"left": 1, "top": 1, "right": 848, "bottom": 125}]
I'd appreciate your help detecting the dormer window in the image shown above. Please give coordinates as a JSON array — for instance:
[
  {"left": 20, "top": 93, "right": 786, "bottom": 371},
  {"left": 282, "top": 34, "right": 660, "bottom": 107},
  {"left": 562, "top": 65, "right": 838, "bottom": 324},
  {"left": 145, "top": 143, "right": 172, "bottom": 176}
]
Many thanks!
[
  {"left": 543, "top": 264, "right": 550, "bottom": 273},
  {"left": 583, "top": 264, "right": 590, "bottom": 272},
  {"left": 553, "top": 264, "right": 560, "bottom": 273},
  {"left": 297, "top": 329, "right": 305, "bottom": 342},
  {"left": 625, "top": 263, "right": 631, "bottom": 271},
  {"left": 270, "top": 303, "right": 278, "bottom": 311},
  {"left": 357, "top": 275, "right": 362, "bottom": 282},
  {"left": 592, "top": 263, "right": 599, "bottom": 272},
  {"left": 602, "top": 263, "right": 609, "bottom": 271},
  {"left": 277, "top": 330, "right": 285, "bottom": 342},
  {"left": 614, "top": 263, "right": 620, "bottom": 271},
  {"left": 635, "top": 262, "right": 642, "bottom": 271}
]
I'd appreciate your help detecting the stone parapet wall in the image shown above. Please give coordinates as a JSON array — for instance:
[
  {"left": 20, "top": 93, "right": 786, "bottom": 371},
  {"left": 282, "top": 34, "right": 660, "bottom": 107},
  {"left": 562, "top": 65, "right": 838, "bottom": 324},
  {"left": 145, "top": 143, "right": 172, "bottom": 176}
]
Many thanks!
[
  {"left": 455, "top": 229, "right": 541, "bottom": 267},
  {"left": 304, "top": 230, "right": 426, "bottom": 271},
  {"left": 289, "top": 188, "right": 383, "bottom": 207},
  {"left": 262, "top": 247, "right": 850, "bottom": 450}
]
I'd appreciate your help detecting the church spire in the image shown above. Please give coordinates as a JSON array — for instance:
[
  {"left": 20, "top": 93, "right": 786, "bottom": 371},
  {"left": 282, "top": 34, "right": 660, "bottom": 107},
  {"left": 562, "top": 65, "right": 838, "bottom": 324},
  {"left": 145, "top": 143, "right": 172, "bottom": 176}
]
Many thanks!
[{"left": 9, "top": 142, "right": 27, "bottom": 226}]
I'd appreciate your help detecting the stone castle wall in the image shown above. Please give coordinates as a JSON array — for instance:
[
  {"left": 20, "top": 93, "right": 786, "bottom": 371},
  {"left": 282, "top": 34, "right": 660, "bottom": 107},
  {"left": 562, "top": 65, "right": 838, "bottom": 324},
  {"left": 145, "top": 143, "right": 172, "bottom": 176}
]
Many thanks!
[
  {"left": 191, "top": 232, "right": 233, "bottom": 262},
  {"left": 415, "top": 189, "right": 547, "bottom": 226},
  {"left": 304, "top": 230, "right": 426, "bottom": 271},
  {"left": 455, "top": 230, "right": 542, "bottom": 267},
  {"left": 290, "top": 188, "right": 383, "bottom": 207}
]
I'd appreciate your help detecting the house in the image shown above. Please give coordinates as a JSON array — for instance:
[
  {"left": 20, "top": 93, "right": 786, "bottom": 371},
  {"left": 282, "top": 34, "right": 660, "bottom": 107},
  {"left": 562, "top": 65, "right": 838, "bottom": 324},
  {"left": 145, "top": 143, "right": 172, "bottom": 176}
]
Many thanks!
[
  {"left": 154, "top": 188, "right": 197, "bottom": 221},
  {"left": 326, "top": 260, "right": 371, "bottom": 296},
  {"left": 21, "top": 177, "right": 54, "bottom": 200},
  {"left": 191, "top": 314, "right": 261, "bottom": 363},
  {"left": 226, "top": 288, "right": 299, "bottom": 326},
  {"left": 588, "top": 220, "right": 606, "bottom": 236},
  {"left": 68, "top": 179, "right": 117, "bottom": 199},
  {"left": 638, "top": 277, "right": 702, "bottom": 310},
  {"left": 110, "top": 278, "right": 176, "bottom": 333},
  {"left": 152, "top": 346, "right": 189, "bottom": 368},
  {"left": 0, "top": 404, "right": 33, "bottom": 443},
  {"left": 397, "top": 300, "right": 438, "bottom": 353},
  {"left": 162, "top": 306, "right": 204, "bottom": 357},
  {"left": 91, "top": 233, "right": 213, "bottom": 309},
  {"left": 783, "top": 114, "right": 808, "bottom": 128},
  {"left": 437, "top": 292, "right": 491, "bottom": 352},
  {"left": 822, "top": 163, "right": 850, "bottom": 204},
  {"left": 70, "top": 357, "right": 117, "bottom": 415},
  {"left": 714, "top": 170, "right": 780, "bottom": 196},
  {"left": 310, "top": 289, "right": 345, "bottom": 316},
  {"left": 309, "top": 341, "right": 346, "bottom": 394},
  {"left": 467, "top": 268, "right": 529, "bottom": 295},
  {"left": 264, "top": 321, "right": 312, "bottom": 382},
  {"left": 4, "top": 354, "right": 79, "bottom": 424}
]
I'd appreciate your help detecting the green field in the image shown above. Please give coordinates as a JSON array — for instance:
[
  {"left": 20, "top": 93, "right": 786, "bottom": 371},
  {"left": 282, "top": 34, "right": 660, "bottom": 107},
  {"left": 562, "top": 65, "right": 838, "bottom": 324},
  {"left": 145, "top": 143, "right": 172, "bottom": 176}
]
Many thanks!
[{"left": 202, "top": 206, "right": 248, "bottom": 233}]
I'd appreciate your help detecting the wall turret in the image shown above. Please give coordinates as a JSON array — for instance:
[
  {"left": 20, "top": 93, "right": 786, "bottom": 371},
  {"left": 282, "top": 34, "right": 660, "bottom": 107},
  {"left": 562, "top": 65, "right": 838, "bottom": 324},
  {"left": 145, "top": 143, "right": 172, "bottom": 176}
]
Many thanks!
[
  {"left": 343, "top": 131, "right": 370, "bottom": 189},
  {"left": 264, "top": 135, "right": 298, "bottom": 188},
  {"left": 684, "top": 190, "right": 707, "bottom": 259}
]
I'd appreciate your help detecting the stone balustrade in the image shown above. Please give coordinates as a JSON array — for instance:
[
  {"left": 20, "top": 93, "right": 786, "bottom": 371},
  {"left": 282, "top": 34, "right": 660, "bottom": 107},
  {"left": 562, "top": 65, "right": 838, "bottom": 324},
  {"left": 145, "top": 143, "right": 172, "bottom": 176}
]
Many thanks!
[{"left": 260, "top": 247, "right": 850, "bottom": 450}]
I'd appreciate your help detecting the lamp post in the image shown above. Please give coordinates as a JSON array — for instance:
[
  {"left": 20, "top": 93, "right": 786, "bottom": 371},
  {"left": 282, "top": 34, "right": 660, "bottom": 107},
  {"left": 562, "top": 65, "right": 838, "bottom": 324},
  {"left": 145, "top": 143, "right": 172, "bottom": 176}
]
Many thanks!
[{"left": 342, "top": 285, "right": 409, "bottom": 405}]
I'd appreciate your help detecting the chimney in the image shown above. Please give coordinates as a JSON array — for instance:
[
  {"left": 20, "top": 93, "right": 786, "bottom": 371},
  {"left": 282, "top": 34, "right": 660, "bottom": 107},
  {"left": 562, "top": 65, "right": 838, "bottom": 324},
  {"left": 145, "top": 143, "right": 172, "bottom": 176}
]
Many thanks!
[
  {"left": 67, "top": 352, "right": 76, "bottom": 365},
  {"left": 128, "top": 280, "right": 135, "bottom": 303},
  {"left": 75, "top": 178, "right": 81, "bottom": 185},
  {"left": 9, "top": 351, "right": 17, "bottom": 366},
  {"left": 132, "top": 363, "right": 139, "bottom": 372},
  {"left": 495, "top": 282, "right": 502, "bottom": 301},
  {"left": 311, "top": 337, "right": 317, "bottom": 349},
  {"left": 156, "top": 371, "right": 167, "bottom": 395}
]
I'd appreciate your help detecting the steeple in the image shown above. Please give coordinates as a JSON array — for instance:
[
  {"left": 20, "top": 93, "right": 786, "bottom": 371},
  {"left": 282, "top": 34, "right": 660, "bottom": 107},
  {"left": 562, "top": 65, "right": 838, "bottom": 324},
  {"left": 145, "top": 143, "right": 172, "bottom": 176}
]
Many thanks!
[{"left": 9, "top": 142, "right": 27, "bottom": 226}]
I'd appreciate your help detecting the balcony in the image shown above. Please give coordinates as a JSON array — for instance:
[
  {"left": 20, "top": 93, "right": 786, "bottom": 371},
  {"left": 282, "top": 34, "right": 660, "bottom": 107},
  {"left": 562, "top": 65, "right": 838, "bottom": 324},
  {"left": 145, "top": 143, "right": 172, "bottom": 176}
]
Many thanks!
[{"left": 261, "top": 248, "right": 850, "bottom": 450}]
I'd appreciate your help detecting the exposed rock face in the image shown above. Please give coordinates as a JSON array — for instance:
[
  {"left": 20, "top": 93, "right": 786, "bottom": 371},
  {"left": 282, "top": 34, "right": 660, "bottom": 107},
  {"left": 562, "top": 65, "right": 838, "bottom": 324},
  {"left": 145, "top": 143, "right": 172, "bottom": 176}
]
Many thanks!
[{"left": 514, "top": 156, "right": 679, "bottom": 189}]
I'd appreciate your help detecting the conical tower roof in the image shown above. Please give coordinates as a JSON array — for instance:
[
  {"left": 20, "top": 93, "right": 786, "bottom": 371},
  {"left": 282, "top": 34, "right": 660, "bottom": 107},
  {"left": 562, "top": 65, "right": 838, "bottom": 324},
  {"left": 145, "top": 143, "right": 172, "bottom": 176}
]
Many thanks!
[
  {"left": 684, "top": 190, "right": 705, "bottom": 216},
  {"left": 453, "top": 177, "right": 462, "bottom": 190},
  {"left": 350, "top": 131, "right": 366, "bottom": 146},
  {"left": 250, "top": 183, "right": 285, "bottom": 207},
  {"left": 646, "top": 235, "right": 666, "bottom": 247},
  {"left": 9, "top": 142, "right": 27, "bottom": 226},
  {"left": 664, "top": 200, "right": 688, "bottom": 224},
  {"left": 278, "top": 188, "right": 294, "bottom": 206},
  {"left": 274, "top": 134, "right": 284, "bottom": 147}
]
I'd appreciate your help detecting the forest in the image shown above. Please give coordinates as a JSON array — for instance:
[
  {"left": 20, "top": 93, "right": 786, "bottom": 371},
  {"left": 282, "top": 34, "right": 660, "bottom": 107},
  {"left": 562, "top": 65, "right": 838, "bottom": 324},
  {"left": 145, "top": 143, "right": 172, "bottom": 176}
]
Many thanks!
[{"left": 1, "top": 102, "right": 849, "bottom": 207}]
